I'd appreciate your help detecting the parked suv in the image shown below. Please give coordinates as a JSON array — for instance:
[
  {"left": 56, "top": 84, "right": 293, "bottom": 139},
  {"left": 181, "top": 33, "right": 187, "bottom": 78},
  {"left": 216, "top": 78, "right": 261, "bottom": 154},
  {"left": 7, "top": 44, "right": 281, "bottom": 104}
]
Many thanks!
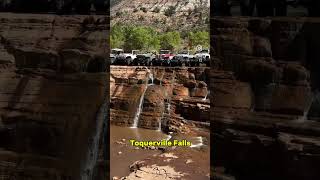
[
  {"left": 110, "top": 48, "right": 124, "bottom": 65},
  {"left": 133, "top": 51, "right": 156, "bottom": 66},
  {"left": 191, "top": 49, "right": 210, "bottom": 66},
  {"left": 115, "top": 50, "right": 139, "bottom": 65},
  {"left": 152, "top": 50, "right": 175, "bottom": 66},
  {"left": 172, "top": 50, "right": 194, "bottom": 66}
]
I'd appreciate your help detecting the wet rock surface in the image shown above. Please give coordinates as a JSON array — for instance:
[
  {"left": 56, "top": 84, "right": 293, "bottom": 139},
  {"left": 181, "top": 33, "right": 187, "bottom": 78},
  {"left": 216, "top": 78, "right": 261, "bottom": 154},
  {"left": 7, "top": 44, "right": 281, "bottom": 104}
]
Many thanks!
[
  {"left": 121, "top": 149, "right": 210, "bottom": 180},
  {"left": 0, "top": 13, "right": 108, "bottom": 180},
  {"left": 111, "top": 131, "right": 210, "bottom": 180},
  {"left": 110, "top": 66, "right": 210, "bottom": 179},
  {"left": 212, "top": 17, "right": 320, "bottom": 180},
  {"left": 110, "top": 66, "right": 210, "bottom": 130}
]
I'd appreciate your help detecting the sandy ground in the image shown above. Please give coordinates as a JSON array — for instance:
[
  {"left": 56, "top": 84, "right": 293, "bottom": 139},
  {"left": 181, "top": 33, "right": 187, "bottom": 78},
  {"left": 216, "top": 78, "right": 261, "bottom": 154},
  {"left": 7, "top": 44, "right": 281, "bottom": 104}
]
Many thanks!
[{"left": 110, "top": 126, "right": 210, "bottom": 180}]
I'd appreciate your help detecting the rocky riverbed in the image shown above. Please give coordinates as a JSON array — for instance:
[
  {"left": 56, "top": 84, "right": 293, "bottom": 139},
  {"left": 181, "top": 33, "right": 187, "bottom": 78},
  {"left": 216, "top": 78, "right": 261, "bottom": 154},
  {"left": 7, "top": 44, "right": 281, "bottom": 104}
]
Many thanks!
[{"left": 110, "top": 66, "right": 210, "bottom": 179}]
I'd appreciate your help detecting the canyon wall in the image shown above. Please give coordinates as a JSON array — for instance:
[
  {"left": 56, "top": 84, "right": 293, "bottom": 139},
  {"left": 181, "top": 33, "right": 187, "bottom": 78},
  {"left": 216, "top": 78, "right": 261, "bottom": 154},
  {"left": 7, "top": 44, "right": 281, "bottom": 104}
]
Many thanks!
[
  {"left": 0, "top": 13, "right": 108, "bottom": 180},
  {"left": 110, "top": 0, "right": 209, "bottom": 32},
  {"left": 212, "top": 17, "right": 320, "bottom": 180}
]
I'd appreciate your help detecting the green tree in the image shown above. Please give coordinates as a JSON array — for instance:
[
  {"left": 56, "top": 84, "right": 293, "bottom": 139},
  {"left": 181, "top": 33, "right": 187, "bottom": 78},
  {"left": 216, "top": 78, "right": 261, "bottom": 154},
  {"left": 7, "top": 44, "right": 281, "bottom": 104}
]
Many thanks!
[
  {"left": 145, "top": 27, "right": 160, "bottom": 51},
  {"left": 160, "top": 31, "right": 181, "bottom": 51},
  {"left": 110, "top": 25, "right": 125, "bottom": 48},
  {"left": 110, "top": 25, "right": 210, "bottom": 52},
  {"left": 188, "top": 31, "right": 209, "bottom": 50},
  {"left": 123, "top": 26, "right": 160, "bottom": 51}
]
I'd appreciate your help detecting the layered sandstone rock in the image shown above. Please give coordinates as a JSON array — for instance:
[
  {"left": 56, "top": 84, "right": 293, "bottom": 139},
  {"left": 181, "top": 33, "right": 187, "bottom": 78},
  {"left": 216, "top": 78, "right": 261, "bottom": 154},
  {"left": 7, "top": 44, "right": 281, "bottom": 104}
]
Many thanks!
[
  {"left": 212, "top": 17, "right": 320, "bottom": 180},
  {"left": 0, "top": 13, "right": 108, "bottom": 180},
  {"left": 110, "top": 66, "right": 210, "bottom": 131}
]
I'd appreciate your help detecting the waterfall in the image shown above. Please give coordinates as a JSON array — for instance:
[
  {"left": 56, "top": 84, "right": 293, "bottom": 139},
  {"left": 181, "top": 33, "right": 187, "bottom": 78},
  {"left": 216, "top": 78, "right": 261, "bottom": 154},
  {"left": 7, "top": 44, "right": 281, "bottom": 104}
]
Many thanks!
[
  {"left": 158, "top": 100, "right": 171, "bottom": 131},
  {"left": 191, "top": 87, "right": 197, "bottom": 97},
  {"left": 160, "top": 71, "right": 175, "bottom": 138},
  {"left": 158, "top": 72, "right": 166, "bottom": 130},
  {"left": 202, "top": 90, "right": 210, "bottom": 101},
  {"left": 296, "top": 93, "right": 315, "bottom": 122},
  {"left": 160, "top": 70, "right": 165, "bottom": 86},
  {"left": 158, "top": 72, "right": 171, "bottom": 132},
  {"left": 167, "top": 102, "right": 171, "bottom": 113},
  {"left": 80, "top": 102, "right": 106, "bottom": 180},
  {"left": 149, "top": 71, "right": 154, "bottom": 84},
  {"left": 166, "top": 134, "right": 172, "bottom": 141},
  {"left": 190, "top": 136, "right": 204, "bottom": 148},
  {"left": 146, "top": 67, "right": 154, "bottom": 85},
  {"left": 131, "top": 67, "right": 154, "bottom": 128},
  {"left": 158, "top": 110, "right": 163, "bottom": 131},
  {"left": 131, "top": 84, "right": 148, "bottom": 128}
]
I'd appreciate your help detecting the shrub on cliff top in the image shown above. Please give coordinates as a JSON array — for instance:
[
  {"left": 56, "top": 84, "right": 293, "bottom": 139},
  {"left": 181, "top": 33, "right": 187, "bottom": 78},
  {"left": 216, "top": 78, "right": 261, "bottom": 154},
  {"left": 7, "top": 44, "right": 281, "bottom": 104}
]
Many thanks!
[
  {"left": 159, "top": 31, "right": 181, "bottom": 51},
  {"left": 153, "top": 7, "right": 160, "bottom": 13},
  {"left": 188, "top": 31, "right": 209, "bottom": 49},
  {"left": 164, "top": 6, "right": 176, "bottom": 17},
  {"left": 140, "top": 7, "right": 148, "bottom": 13}
]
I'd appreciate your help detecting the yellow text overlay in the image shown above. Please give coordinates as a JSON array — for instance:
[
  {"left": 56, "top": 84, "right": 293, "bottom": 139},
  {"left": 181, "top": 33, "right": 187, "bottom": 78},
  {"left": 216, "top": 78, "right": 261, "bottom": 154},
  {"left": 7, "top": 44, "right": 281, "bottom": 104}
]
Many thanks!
[{"left": 129, "top": 139, "right": 192, "bottom": 148}]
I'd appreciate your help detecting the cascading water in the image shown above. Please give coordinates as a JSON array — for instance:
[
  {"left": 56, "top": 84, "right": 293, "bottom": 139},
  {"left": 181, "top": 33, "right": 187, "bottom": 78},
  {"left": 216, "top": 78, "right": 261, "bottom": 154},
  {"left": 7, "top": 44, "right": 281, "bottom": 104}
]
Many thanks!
[
  {"left": 191, "top": 87, "right": 197, "bottom": 97},
  {"left": 149, "top": 71, "right": 154, "bottom": 84},
  {"left": 158, "top": 100, "right": 171, "bottom": 131},
  {"left": 166, "top": 132, "right": 173, "bottom": 141},
  {"left": 190, "top": 136, "right": 204, "bottom": 148},
  {"left": 146, "top": 67, "right": 154, "bottom": 85},
  {"left": 81, "top": 102, "right": 106, "bottom": 180},
  {"left": 296, "top": 93, "right": 315, "bottom": 123},
  {"left": 131, "top": 84, "right": 148, "bottom": 128},
  {"left": 158, "top": 70, "right": 173, "bottom": 132},
  {"left": 158, "top": 110, "right": 164, "bottom": 131},
  {"left": 159, "top": 71, "right": 165, "bottom": 86},
  {"left": 131, "top": 67, "right": 154, "bottom": 128},
  {"left": 202, "top": 90, "right": 210, "bottom": 101},
  {"left": 167, "top": 102, "right": 171, "bottom": 113}
]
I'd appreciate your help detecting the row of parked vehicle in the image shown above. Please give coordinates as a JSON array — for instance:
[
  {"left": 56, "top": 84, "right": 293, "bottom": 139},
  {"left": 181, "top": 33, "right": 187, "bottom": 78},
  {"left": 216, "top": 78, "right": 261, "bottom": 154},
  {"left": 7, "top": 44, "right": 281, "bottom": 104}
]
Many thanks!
[{"left": 110, "top": 48, "right": 211, "bottom": 66}]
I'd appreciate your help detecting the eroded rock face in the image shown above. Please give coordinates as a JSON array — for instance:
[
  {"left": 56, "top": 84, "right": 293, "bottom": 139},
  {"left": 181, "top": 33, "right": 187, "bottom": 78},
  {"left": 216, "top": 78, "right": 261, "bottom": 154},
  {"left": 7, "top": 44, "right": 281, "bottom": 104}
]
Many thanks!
[
  {"left": 212, "top": 17, "right": 320, "bottom": 180},
  {"left": 0, "top": 13, "right": 108, "bottom": 180},
  {"left": 0, "top": 13, "right": 109, "bottom": 72},
  {"left": 110, "top": 0, "right": 209, "bottom": 32},
  {"left": 110, "top": 66, "right": 210, "bottom": 131}
]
